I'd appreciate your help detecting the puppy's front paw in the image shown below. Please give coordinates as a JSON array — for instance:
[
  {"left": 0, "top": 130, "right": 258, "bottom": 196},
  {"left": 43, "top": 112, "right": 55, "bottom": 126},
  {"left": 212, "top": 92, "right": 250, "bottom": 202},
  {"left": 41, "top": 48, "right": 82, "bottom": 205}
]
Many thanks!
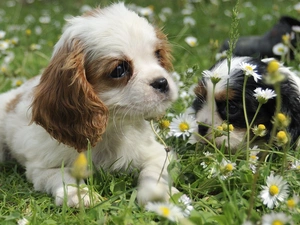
[
  {"left": 137, "top": 182, "right": 179, "bottom": 205},
  {"left": 55, "top": 185, "right": 91, "bottom": 207}
]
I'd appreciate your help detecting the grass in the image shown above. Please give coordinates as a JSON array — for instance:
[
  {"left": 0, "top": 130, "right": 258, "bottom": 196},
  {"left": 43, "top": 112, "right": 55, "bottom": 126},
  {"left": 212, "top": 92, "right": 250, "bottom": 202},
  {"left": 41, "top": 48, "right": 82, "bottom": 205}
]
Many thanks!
[{"left": 1, "top": 0, "right": 300, "bottom": 224}]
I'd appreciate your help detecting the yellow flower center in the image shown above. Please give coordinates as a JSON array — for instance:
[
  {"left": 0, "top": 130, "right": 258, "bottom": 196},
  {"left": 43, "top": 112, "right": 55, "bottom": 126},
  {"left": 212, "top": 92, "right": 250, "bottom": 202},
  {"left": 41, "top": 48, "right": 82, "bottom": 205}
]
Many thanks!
[
  {"left": 277, "top": 131, "right": 288, "bottom": 144},
  {"left": 25, "top": 29, "right": 32, "bottom": 36},
  {"left": 225, "top": 163, "right": 234, "bottom": 172},
  {"left": 71, "top": 152, "right": 88, "bottom": 180},
  {"left": 297, "top": 165, "right": 300, "bottom": 170},
  {"left": 287, "top": 199, "right": 296, "bottom": 208},
  {"left": 179, "top": 122, "right": 189, "bottom": 132},
  {"left": 15, "top": 80, "right": 23, "bottom": 87},
  {"left": 160, "top": 206, "right": 170, "bottom": 217},
  {"left": 272, "top": 220, "right": 284, "bottom": 225},
  {"left": 160, "top": 120, "right": 170, "bottom": 129},
  {"left": 269, "top": 185, "right": 279, "bottom": 196},
  {"left": 267, "top": 60, "right": 280, "bottom": 73},
  {"left": 250, "top": 155, "right": 257, "bottom": 160},
  {"left": 258, "top": 124, "right": 266, "bottom": 131},
  {"left": 245, "top": 65, "right": 253, "bottom": 71},
  {"left": 277, "top": 113, "right": 286, "bottom": 122}
]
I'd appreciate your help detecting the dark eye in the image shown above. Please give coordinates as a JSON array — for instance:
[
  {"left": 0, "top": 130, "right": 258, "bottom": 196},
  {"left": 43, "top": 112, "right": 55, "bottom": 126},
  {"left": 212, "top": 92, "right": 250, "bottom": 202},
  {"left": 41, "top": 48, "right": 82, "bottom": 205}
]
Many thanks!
[
  {"left": 110, "top": 61, "right": 129, "bottom": 78},
  {"left": 217, "top": 101, "right": 241, "bottom": 119},
  {"left": 155, "top": 50, "right": 162, "bottom": 61}
]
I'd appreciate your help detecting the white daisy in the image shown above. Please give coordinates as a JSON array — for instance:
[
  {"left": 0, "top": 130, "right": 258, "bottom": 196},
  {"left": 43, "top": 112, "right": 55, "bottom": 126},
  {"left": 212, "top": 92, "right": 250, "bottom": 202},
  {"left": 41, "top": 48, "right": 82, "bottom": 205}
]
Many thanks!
[
  {"left": 185, "top": 36, "right": 197, "bottom": 47},
  {"left": 286, "top": 195, "right": 299, "bottom": 210},
  {"left": 139, "top": 6, "right": 153, "bottom": 17},
  {"left": 292, "top": 25, "right": 300, "bottom": 33},
  {"left": 145, "top": 202, "right": 184, "bottom": 222},
  {"left": 0, "top": 40, "right": 9, "bottom": 51},
  {"left": 240, "top": 62, "right": 262, "bottom": 82},
  {"left": 183, "top": 16, "right": 196, "bottom": 26},
  {"left": 261, "top": 212, "right": 292, "bottom": 225},
  {"left": 249, "top": 145, "right": 260, "bottom": 163},
  {"left": 17, "top": 218, "right": 29, "bottom": 225},
  {"left": 169, "top": 113, "right": 197, "bottom": 140},
  {"left": 291, "top": 159, "right": 300, "bottom": 170},
  {"left": 220, "top": 158, "right": 236, "bottom": 180},
  {"left": 178, "top": 194, "right": 194, "bottom": 217},
  {"left": 215, "top": 50, "right": 227, "bottom": 61},
  {"left": 0, "top": 30, "right": 6, "bottom": 39},
  {"left": 259, "top": 173, "right": 289, "bottom": 209},
  {"left": 253, "top": 87, "right": 277, "bottom": 104},
  {"left": 272, "top": 43, "right": 289, "bottom": 56},
  {"left": 202, "top": 69, "right": 226, "bottom": 84}
]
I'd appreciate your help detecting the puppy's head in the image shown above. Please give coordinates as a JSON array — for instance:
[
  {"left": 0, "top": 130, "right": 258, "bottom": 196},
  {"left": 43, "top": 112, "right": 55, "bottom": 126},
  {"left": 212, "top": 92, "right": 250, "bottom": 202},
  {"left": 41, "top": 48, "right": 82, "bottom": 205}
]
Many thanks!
[
  {"left": 31, "top": 3, "right": 178, "bottom": 152},
  {"left": 192, "top": 56, "right": 300, "bottom": 150}
]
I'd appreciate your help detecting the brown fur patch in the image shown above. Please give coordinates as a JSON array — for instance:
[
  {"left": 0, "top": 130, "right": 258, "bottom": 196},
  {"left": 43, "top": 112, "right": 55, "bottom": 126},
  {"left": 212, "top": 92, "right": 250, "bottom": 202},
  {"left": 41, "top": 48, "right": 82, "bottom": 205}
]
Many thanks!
[
  {"left": 155, "top": 28, "right": 173, "bottom": 71},
  {"left": 194, "top": 82, "right": 207, "bottom": 99},
  {"left": 86, "top": 56, "right": 133, "bottom": 93},
  {"left": 215, "top": 89, "right": 235, "bottom": 101},
  {"left": 6, "top": 94, "right": 22, "bottom": 113}
]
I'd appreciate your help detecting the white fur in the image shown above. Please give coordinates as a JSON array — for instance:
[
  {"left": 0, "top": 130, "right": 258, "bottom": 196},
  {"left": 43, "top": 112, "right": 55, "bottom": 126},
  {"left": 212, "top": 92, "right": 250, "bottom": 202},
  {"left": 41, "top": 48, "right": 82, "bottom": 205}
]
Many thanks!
[{"left": 0, "top": 3, "right": 178, "bottom": 207}]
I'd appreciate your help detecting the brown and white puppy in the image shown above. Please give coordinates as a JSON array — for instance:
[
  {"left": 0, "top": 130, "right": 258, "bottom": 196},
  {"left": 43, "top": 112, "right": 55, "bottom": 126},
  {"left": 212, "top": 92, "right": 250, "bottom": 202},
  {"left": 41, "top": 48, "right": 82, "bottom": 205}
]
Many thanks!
[
  {"left": 0, "top": 3, "right": 178, "bottom": 207},
  {"left": 192, "top": 57, "right": 300, "bottom": 150}
]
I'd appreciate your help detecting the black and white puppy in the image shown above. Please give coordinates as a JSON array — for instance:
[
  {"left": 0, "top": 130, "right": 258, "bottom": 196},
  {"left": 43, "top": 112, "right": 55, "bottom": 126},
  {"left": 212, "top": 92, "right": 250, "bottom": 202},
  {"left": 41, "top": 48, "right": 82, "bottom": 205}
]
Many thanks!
[{"left": 192, "top": 56, "right": 300, "bottom": 150}]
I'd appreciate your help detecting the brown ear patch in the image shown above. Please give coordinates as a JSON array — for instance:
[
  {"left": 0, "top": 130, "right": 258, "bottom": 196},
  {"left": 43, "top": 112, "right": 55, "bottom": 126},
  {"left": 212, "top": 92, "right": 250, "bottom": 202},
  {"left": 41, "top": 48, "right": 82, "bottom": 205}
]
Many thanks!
[
  {"left": 215, "top": 88, "right": 236, "bottom": 101},
  {"left": 31, "top": 41, "right": 109, "bottom": 152},
  {"left": 155, "top": 28, "right": 173, "bottom": 71}
]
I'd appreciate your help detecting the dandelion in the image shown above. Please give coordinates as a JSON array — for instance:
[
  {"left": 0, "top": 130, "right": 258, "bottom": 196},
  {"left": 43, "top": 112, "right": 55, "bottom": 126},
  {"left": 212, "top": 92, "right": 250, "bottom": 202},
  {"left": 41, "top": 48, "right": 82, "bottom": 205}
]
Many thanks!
[
  {"left": 252, "top": 124, "right": 267, "bottom": 137},
  {"left": 272, "top": 43, "right": 289, "bottom": 56},
  {"left": 240, "top": 62, "right": 262, "bottom": 82},
  {"left": 185, "top": 36, "right": 197, "bottom": 47},
  {"left": 261, "top": 212, "right": 292, "bottom": 225},
  {"left": 178, "top": 194, "right": 194, "bottom": 217},
  {"left": 286, "top": 195, "right": 299, "bottom": 209},
  {"left": 253, "top": 87, "right": 277, "bottom": 104},
  {"left": 71, "top": 152, "right": 89, "bottom": 180},
  {"left": 169, "top": 113, "right": 197, "bottom": 140},
  {"left": 276, "top": 130, "right": 289, "bottom": 146},
  {"left": 145, "top": 202, "right": 184, "bottom": 222},
  {"left": 260, "top": 173, "right": 289, "bottom": 209}
]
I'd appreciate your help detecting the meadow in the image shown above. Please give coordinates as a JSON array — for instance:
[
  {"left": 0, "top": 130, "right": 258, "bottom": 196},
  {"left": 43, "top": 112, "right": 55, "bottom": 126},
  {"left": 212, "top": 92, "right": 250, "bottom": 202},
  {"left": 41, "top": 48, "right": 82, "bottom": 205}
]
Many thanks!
[{"left": 0, "top": 0, "right": 300, "bottom": 224}]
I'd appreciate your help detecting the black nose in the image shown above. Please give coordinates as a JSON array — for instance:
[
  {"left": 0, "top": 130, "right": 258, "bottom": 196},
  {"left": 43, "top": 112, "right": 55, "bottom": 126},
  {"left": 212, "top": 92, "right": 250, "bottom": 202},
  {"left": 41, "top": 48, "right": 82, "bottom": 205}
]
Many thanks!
[
  {"left": 150, "top": 78, "right": 169, "bottom": 93},
  {"left": 198, "top": 124, "right": 209, "bottom": 136}
]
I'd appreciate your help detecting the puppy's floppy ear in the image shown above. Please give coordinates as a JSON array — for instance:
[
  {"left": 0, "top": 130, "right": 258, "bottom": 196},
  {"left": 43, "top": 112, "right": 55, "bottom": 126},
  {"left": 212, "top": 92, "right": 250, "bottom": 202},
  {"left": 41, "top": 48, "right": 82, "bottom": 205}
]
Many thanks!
[{"left": 31, "top": 40, "right": 108, "bottom": 152}]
